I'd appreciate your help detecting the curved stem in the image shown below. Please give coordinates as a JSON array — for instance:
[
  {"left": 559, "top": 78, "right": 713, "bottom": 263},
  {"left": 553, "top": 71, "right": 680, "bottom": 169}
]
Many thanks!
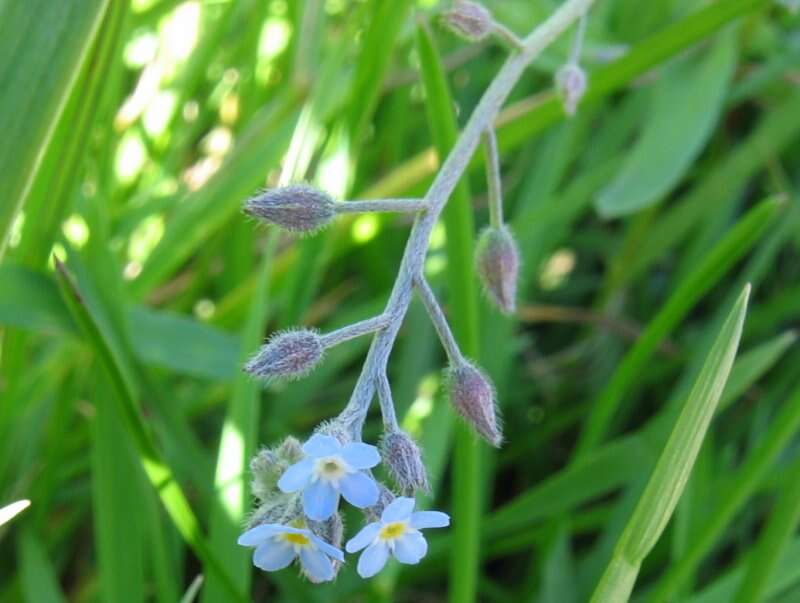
[{"left": 414, "top": 275, "right": 465, "bottom": 365}]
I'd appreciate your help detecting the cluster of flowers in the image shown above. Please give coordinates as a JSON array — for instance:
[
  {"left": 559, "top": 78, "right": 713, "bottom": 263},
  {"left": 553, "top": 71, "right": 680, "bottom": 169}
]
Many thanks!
[
  {"left": 238, "top": 433, "right": 448, "bottom": 581},
  {"left": 235, "top": 0, "right": 592, "bottom": 585}
]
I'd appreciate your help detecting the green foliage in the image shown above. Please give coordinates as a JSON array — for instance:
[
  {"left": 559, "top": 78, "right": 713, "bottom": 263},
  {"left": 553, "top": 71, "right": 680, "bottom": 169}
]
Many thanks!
[{"left": 1, "top": 1, "right": 799, "bottom": 602}]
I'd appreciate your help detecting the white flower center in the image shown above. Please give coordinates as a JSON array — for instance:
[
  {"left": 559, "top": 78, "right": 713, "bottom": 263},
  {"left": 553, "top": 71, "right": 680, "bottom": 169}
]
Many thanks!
[{"left": 314, "top": 455, "right": 349, "bottom": 483}]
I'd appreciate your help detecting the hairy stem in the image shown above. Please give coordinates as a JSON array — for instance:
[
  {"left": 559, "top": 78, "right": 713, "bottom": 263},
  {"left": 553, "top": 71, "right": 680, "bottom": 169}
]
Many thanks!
[
  {"left": 337, "top": 0, "right": 597, "bottom": 437},
  {"left": 414, "top": 276, "right": 465, "bottom": 365},
  {"left": 320, "top": 315, "right": 390, "bottom": 348},
  {"left": 335, "top": 199, "right": 428, "bottom": 214},
  {"left": 376, "top": 372, "right": 400, "bottom": 432},
  {"left": 482, "top": 129, "right": 504, "bottom": 228}
]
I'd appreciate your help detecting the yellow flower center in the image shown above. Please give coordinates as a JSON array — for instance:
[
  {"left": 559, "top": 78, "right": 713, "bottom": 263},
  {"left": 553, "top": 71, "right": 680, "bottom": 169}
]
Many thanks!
[
  {"left": 283, "top": 532, "right": 311, "bottom": 546},
  {"left": 379, "top": 521, "right": 407, "bottom": 541}
]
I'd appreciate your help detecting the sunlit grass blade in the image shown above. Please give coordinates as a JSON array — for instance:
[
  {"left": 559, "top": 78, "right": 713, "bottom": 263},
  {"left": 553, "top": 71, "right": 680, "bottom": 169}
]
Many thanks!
[
  {"left": 0, "top": 0, "right": 108, "bottom": 259},
  {"left": 203, "top": 240, "right": 275, "bottom": 602},
  {"left": 0, "top": 499, "right": 30, "bottom": 527},
  {"left": 416, "top": 19, "right": 481, "bottom": 603},
  {"left": 589, "top": 284, "right": 750, "bottom": 603},
  {"left": 53, "top": 257, "right": 247, "bottom": 603},
  {"left": 575, "top": 198, "right": 780, "bottom": 458}
]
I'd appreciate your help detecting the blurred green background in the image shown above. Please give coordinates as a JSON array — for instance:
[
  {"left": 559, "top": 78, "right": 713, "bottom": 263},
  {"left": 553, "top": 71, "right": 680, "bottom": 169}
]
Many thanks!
[{"left": 2, "top": 0, "right": 800, "bottom": 601}]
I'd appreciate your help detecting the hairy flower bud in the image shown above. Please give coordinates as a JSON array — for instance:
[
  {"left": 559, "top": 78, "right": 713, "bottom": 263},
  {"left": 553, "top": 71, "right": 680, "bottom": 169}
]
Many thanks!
[
  {"left": 315, "top": 419, "right": 352, "bottom": 445},
  {"left": 244, "top": 184, "right": 336, "bottom": 233},
  {"left": 244, "top": 328, "right": 323, "bottom": 380},
  {"left": 381, "top": 431, "right": 430, "bottom": 494},
  {"left": 555, "top": 63, "right": 588, "bottom": 116},
  {"left": 442, "top": 1, "right": 494, "bottom": 41},
  {"left": 476, "top": 226, "right": 520, "bottom": 314},
  {"left": 250, "top": 436, "right": 305, "bottom": 501},
  {"left": 446, "top": 361, "right": 502, "bottom": 446}
]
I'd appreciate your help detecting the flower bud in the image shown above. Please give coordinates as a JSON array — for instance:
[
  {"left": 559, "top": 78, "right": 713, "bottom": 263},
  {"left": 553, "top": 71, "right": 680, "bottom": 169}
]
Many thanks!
[
  {"left": 244, "top": 184, "right": 336, "bottom": 233},
  {"left": 475, "top": 226, "right": 520, "bottom": 315},
  {"left": 250, "top": 437, "right": 305, "bottom": 501},
  {"left": 244, "top": 328, "right": 323, "bottom": 381},
  {"left": 442, "top": 1, "right": 494, "bottom": 42},
  {"left": 381, "top": 431, "right": 430, "bottom": 494},
  {"left": 446, "top": 361, "right": 502, "bottom": 447},
  {"left": 555, "top": 63, "right": 588, "bottom": 116},
  {"left": 247, "top": 496, "right": 296, "bottom": 529},
  {"left": 316, "top": 419, "right": 352, "bottom": 445}
]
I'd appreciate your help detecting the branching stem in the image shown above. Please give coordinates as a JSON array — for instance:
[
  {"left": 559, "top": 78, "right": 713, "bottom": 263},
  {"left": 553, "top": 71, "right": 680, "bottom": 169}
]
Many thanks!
[
  {"left": 320, "top": 315, "right": 390, "bottom": 348},
  {"left": 376, "top": 372, "right": 400, "bottom": 433},
  {"left": 483, "top": 128, "right": 503, "bottom": 228},
  {"left": 337, "top": 0, "right": 597, "bottom": 438}
]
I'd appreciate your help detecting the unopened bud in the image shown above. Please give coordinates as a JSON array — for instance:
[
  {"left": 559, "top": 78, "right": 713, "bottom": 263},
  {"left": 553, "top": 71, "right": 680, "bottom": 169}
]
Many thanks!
[
  {"left": 316, "top": 419, "right": 352, "bottom": 445},
  {"left": 446, "top": 361, "right": 502, "bottom": 446},
  {"left": 476, "top": 226, "right": 520, "bottom": 314},
  {"left": 555, "top": 63, "right": 588, "bottom": 116},
  {"left": 442, "top": 1, "right": 494, "bottom": 42},
  {"left": 244, "top": 184, "right": 336, "bottom": 233},
  {"left": 247, "top": 496, "right": 296, "bottom": 529},
  {"left": 381, "top": 431, "right": 429, "bottom": 494},
  {"left": 244, "top": 328, "right": 323, "bottom": 381},
  {"left": 250, "top": 437, "right": 305, "bottom": 501}
]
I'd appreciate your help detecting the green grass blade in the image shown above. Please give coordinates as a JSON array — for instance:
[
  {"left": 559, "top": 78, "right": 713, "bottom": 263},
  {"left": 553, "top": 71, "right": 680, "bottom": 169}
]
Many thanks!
[
  {"left": 575, "top": 198, "right": 780, "bottom": 458},
  {"left": 53, "top": 258, "right": 247, "bottom": 603},
  {"left": 596, "top": 34, "right": 736, "bottom": 217},
  {"left": 18, "top": 529, "right": 66, "bottom": 603},
  {"left": 203, "top": 238, "right": 276, "bottom": 602},
  {"left": 589, "top": 284, "right": 750, "bottom": 603},
  {"left": 0, "top": 0, "right": 108, "bottom": 259},
  {"left": 732, "top": 453, "right": 800, "bottom": 603},
  {"left": 416, "top": 19, "right": 482, "bottom": 603}
]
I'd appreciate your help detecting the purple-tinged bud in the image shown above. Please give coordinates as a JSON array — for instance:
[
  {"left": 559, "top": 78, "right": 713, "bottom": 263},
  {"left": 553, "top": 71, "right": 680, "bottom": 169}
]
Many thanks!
[
  {"left": 381, "top": 431, "right": 430, "bottom": 495},
  {"left": 243, "top": 184, "right": 336, "bottom": 233},
  {"left": 442, "top": 1, "right": 494, "bottom": 42},
  {"left": 555, "top": 63, "right": 588, "bottom": 116},
  {"left": 446, "top": 361, "right": 502, "bottom": 447},
  {"left": 476, "top": 226, "right": 520, "bottom": 315},
  {"left": 308, "top": 512, "right": 344, "bottom": 553},
  {"left": 244, "top": 328, "right": 323, "bottom": 381}
]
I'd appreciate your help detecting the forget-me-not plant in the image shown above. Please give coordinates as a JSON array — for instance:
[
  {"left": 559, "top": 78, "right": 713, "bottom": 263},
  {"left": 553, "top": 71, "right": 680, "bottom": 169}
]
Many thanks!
[
  {"left": 277, "top": 434, "right": 380, "bottom": 521},
  {"left": 346, "top": 497, "right": 450, "bottom": 578},
  {"left": 237, "top": 0, "right": 595, "bottom": 585},
  {"left": 238, "top": 522, "right": 344, "bottom": 583}
]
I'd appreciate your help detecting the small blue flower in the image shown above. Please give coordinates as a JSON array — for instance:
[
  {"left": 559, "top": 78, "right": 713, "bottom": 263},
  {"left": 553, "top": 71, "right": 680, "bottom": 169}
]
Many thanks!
[
  {"left": 278, "top": 434, "right": 381, "bottom": 521},
  {"left": 237, "top": 522, "right": 344, "bottom": 583},
  {"left": 345, "top": 496, "right": 449, "bottom": 578}
]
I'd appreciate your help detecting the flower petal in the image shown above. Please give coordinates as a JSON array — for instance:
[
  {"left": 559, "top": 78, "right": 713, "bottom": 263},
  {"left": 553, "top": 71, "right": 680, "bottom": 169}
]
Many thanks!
[
  {"left": 300, "top": 547, "right": 335, "bottom": 582},
  {"left": 310, "top": 535, "right": 344, "bottom": 562},
  {"left": 392, "top": 531, "right": 427, "bottom": 565},
  {"left": 381, "top": 496, "right": 415, "bottom": 523},
  {"left": 357, "top": 542, "right": 390, "bottom": 578},
  {"left": 410, "top": 510, "right": 450, "bottom": 530},
  {"left": 345, "top": 522, "right": 381, "bottom": 553},
  {"left": 253, "top": 540, "right": 295, "bottom": 571},
  {"left": 340, "top": 472, "right": 379, "bottom": 508},
  {"left": 340, "top": 442, "right": 381, "bottom": 469},
  {"left": 237, "top": 524, "right": 282, "bottom": 546},
  {"left": 302, "top": 434, "right": 341, "bottom": 457},
  {"left": 276, "top": 457, "right": 314, "bottom": 493},
  {"left": 303, "top": 479, "right": 339, "bottom": 521}
]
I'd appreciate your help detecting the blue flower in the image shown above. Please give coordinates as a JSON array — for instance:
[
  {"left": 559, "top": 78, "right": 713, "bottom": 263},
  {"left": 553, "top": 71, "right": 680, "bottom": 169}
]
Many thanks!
[
  {"left": 277, "top": 434, "right": 381, "bottom": 521},
  {"left": 237, "top": 522, "right": 344, "bottom": 583},
  {"left": 345, "top": 496, "right": 450, "bottom": 578}
]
